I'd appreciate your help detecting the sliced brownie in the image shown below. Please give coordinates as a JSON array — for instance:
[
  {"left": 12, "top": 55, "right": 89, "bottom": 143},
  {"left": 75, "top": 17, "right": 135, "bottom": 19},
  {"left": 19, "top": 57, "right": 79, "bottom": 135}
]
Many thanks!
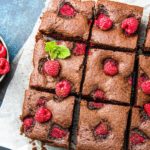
[
  {"left": 21, "top": 89, "right": 75, "bottom": 148},
  {"left": 39, "top": 0, "right": 94, "bottom": 42},
  {"left": 82, "top": 48, "right": 135, "bottom": 104},
  {"left": 76, "top": 101, "right": 129, "bottom": 150},
  {"left": 91, "top": 0, "right": 143, "bottom": 51},
  {"left": 144, "top": 17, "right": 150, "bottom": 51}
]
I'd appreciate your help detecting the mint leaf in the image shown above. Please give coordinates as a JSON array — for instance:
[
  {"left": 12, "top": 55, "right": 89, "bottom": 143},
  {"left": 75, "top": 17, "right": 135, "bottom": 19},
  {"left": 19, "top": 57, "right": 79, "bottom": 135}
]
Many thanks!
[
  {"left": 57, "top": 45, "right": 71, "bottom": 59},
  {"left": 45, "top": 41, "right": 56, "bottom": 53}
]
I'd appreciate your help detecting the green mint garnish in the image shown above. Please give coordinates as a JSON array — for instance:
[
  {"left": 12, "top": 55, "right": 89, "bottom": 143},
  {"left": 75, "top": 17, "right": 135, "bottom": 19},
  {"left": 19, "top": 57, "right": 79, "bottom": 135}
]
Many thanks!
[{"left": 45, "top": 41, "right": 71, "bottom": 60}]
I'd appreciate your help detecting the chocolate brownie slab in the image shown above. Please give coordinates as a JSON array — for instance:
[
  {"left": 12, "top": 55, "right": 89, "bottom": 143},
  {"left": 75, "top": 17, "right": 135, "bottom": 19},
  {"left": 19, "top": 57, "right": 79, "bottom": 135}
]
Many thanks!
[
  {"left": 39, "top": 0, "right": 94, "bottom": 42},
  {"left": 82, "top": 48, "right": 135, "bottom": 104},
  {"left": 136, "top": 55, "right": 150, "bottom": 106},
  {"left": 76, "top": 101, "right": 129, "bottom": 150},
  {"left": 129, "top": 107, "right": 150, "bottom": 150},
  {"left": 21, "top": 89, "right": 75, "bottom": 148},
  {"left": 144, "top": 17, "right": 150, "bottom": 51},
  {"left": 30, "top": 38, "right": 85, "bottom": 96},
  {"left": 91, "top": 0, "right": 143, "bottom": 51}
]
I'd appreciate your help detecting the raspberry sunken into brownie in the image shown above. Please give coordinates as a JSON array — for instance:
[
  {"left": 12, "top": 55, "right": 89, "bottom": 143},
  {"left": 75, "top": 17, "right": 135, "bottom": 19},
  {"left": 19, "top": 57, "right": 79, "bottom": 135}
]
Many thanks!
[
  {"left": 129, "top": 107, "right": 150, "bottom": 150},
  {"left": 144, "top": 17, "right": 150, "bottom": 51},
  {"left": 90, "top": 0, "right": 143, "bottom": 51},
  {"left": 21, "top": 89, "right": 75, "bottom": 148},
  {"left": 39, "top": 0, "right": 94, "bottom": 42},
  {"left": 76, "top": 101, "right": 130, "bottom": 150},
  {"left": 82, "top": 48, "right": 135, "bottom": 104}
]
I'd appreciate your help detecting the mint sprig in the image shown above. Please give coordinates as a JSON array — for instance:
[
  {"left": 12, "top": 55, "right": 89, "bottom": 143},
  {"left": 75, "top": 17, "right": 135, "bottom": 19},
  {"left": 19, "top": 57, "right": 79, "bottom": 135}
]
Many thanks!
[{"left": 45, "top": 41, "right": 71, "bottom": 60}]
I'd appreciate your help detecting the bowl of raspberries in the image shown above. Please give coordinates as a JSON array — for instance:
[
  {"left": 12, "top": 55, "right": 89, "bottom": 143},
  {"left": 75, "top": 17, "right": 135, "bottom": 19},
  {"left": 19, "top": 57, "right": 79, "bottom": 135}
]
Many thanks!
[{"left": 0, "top": 36, "right": 10, "bottom": 82}]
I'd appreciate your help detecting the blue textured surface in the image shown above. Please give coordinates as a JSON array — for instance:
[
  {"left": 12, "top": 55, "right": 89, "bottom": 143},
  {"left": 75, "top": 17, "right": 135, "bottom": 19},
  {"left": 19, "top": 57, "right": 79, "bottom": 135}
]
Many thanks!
[{"left": 0, "top": 0, "right": 45, "bottom": 62}]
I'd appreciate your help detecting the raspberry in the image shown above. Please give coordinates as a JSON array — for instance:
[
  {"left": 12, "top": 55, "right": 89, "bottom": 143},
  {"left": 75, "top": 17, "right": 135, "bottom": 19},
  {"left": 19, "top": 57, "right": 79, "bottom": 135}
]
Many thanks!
[
  {"left": 0, "top": 43, "right": 7, "bottom": 58},
  {"left": 43, "top": 60, "right": 60, "bottom": 77},
  {"left": 141, "top": 80, "right": 150, "bottom": 95},
  {"left": 94, "top": 123, "right": 109, "bottom": 137},
  {"left": 130, "top": 132, "right": 145, "bottom": 145},
  {"left": 73, "top": 43, "right": 86, "bottom": 56},
  {"left": 59, "top": 4, "right": 75, "bottom": 17},
  {"left": 92, "top": 89, "right": 105, "bottom": 100},
  {"left": 35, "top": 107, "right": 52, "bottom": 123},
  {"left": 103, "top": 59, "right": 118, "bottom": 76},
  {"left": 55, "top": 80, "right": 71, "bottom": 98},
  {"left": 0, "top": 58, "right": 10, "bottom": 75},
  {"left": 23, "top": 117, "right": 34, "bottom": 131},
  {"left": 138, "top": 75, "right": 148, "bottom": 88},
  {"left": 144, "top": 103, "right": 150, "bottom": 117},
  {"left": 121, "top": 17, "right": 139, "bottom": 35},
  {"left": 36, "top": 98, "right": 46, "bottom": 107},
  {"left": 95, "top": 14, "right": 113, "bottom": 31},
  {"left": 50, "top": 127, "right": 67, "bottom": 139},
  {"left": 88, "top": 102, "right": 104, "bottom": 109}
]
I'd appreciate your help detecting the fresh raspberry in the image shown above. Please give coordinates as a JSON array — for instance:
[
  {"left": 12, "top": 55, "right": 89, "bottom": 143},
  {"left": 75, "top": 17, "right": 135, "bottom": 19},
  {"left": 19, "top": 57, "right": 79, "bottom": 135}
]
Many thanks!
[
  {"left": 36, "top": 98, "right": 46, "bottom": 107},
  {"left": 88, "top": 102, "right": 104, "bottom": 109},
  {"left": 103, "top": 59, "right": 118, "bottom": 76},
  {"left": 121, "top": 17, "right": 139, "bottom": 35},
  {"left": 50, "top": 127, "right": 67, "bottom": 139},
  {"left": 141, "top": 80, "right": 150, "bottom": 95},
  {"left": 43, "top": 60, "right": 60, "bottom": 77},
  {"left": 138, "top": 75, "right": 148, "bottom": 88},
  {"left": 0, "top": 43, "right": 7, "bottom": 58},
  {"left": 23, "top": 117, "right": 34, "bottom": 131},
  {"left": 94, "top": 123, "right": 109, "bottom": 136},
  {"left": 0, "top": 58, "right": 10, "bottom": 75},
  {"left": 35, "top": 107, "right": 52, "bottom": 123},
  {"left": 59, "top": 4, "right": 75, "bottom": 17},
  {"left": 92, "top": 89, "right": 105, "bottom": 100},
  {"left": 95, "top": 14, "right": 113, "bottom": 31},
  {"left": 144, "top": 103, "right": 150, "bottom": 117},
  {"left": 73, "top": 43, "right": 86, "bottom": 56},
  {"left": 55, "top": 80, "right": 71, "bottom": 98},
  {"left": 130, "top": 132, "right": 145, "bottom": 145}
]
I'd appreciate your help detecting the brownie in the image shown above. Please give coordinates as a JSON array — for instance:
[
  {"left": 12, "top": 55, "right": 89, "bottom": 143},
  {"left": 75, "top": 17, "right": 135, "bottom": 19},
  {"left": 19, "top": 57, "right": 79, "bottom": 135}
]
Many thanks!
[
  {"left": 21, "top": 89, "right": 75, "bottom": 148},
  {"left": 76, "top": 101, "right": 130, "bottom": 150},
  {"left": 129, "top": 107, "right": 150, "bottom": 150},
  {"left": 39, "top": 0, "right": 94, "bottom": 42},
  {"left": 136, "top": 55, "right": 150, "bottom": 106},
  {"left": 144, "top": 17, "right": 150, "bottom": 51},
  {"left": 30, "top": 38, "right": 85, "bottom": 94},
  {"left": 90, "top": 0, "right": 143, "bottom": 51},
  {"left": 82, "top": 48, "right": 135, "bottom": 104}
]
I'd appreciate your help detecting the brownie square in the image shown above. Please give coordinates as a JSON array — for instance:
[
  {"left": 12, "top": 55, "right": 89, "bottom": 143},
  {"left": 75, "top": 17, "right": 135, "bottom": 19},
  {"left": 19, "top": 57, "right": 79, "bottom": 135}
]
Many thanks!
[
  {"left": 144, "top": 17, "right": 150, "bottom": 51},
  {"left": 129, "top": 107, "right": 150, "bottom": 150},
  {"left": 76, "top": 101, "right": 129, "bottom": 150},
  {"left": 30, "top": 38, "right": 85, "bottom": 94},
  {"left": 136, "top": 55, "right": 150, "bottom": 106},
  {"left": 82, "top": 49, "right": 135, "bottom": 104},
  {"left": 21, "top": 89, "right": 75, "bottom": 148},
  {"left": 39, "top": 0, "right": 94, "bottom": 42},
  {"left": 91, "top": 0, "right": 143, "bottom": 51}
]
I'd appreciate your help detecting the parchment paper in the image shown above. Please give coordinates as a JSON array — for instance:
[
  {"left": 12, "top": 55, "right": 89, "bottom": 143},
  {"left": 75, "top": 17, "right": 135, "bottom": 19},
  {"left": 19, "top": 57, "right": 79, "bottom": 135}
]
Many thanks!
[{"left": 0, "top": 0, "right": 150, "bottom": 150}]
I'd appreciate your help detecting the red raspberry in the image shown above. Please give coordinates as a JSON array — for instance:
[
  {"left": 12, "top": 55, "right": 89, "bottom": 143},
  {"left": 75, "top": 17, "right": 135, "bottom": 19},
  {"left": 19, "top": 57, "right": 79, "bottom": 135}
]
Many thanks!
[
  {"left": 95, "top": 14, "right": 113, "bottom": 31},
  {"left": 144, "top": 103, "right": 150, "bottom": 117},
  {"left": 103, "top": 59, "right": 118, "bottom": 76},
  {"left": 88, "top": 102, "right": 104, "bottom": 109},
  {"left": 43, "top": 60, "right": 60, "bottom": 77},
  {"left": 92, "top": 89, "right": 105, "bottom": 100},
  {"left": 23, "top": 117, "right": 34, "bottom": 131},
  {"left": 59, "top": 4, "right": 75, "bottom": 17},
  {"left": 36, "top": 98, "right": 46, "bottom": 107},
  {"left": 138, "top": 76, "right": 148, "bottom": 88},
  {"left": 0, "top": 58, "right": 10, "bottom": 75},
  {"left": 121, "top": 17, "right": 139, "bottom": 35},
  {"left": 50, "top": 127, "right": 67, "bottom": 139},
  {"left": 35, "top": 107, "right": 52, "bottom": 123},
  {"left": 0, "top": 43, "right": 7, "bottom": 58},
  {"left": 73, "top": 43, "right": 86, "bottom": 56},
  {"left": 141, "top": 80, "right": 150, "bottom": 95},
  {"left": 130, "top": 132, "right": 145, "bottom": 145},
  {"left": 94, "top": 123, "right": 109, "bottom": 136},
  {"left": 55, "top": 80, "right": 71, "bottom": 98}
]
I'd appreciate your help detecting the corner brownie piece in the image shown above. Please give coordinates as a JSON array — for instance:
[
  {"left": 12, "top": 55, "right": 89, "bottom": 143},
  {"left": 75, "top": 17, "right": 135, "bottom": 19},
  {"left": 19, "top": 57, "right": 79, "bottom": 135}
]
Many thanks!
[
  {"left": 136, "top": 55, "right": 150, "bottom": 106},
  {"left": 129, "top": 107, "right": 150, "bottom": 150},
  {"left": 21, "top": 89, "right": 75, "bottom": 148},
  {"left": 39, "top": 0, "right": 94, "bottom": 42},
  {"left": 76, "top": 101, "right": 129, "bottom": 150},
  {"left": 91, "top": 0, "right": 143, "bottom": 51},
  {"left": 30, "top": 38, "right": 85, "bottom": 95},
  {"left": 82, "top": 49, "right": 135, "bottom": 104},
  {"left": 144, "top": 17, "right": 150, "bottom": 51}
]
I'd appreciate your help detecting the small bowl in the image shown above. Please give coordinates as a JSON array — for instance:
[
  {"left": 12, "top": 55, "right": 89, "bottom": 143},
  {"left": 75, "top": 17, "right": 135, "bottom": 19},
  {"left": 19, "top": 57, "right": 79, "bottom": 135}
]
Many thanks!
[{"left": 0, "top": 36, "right": 9, "bottom": 82}]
